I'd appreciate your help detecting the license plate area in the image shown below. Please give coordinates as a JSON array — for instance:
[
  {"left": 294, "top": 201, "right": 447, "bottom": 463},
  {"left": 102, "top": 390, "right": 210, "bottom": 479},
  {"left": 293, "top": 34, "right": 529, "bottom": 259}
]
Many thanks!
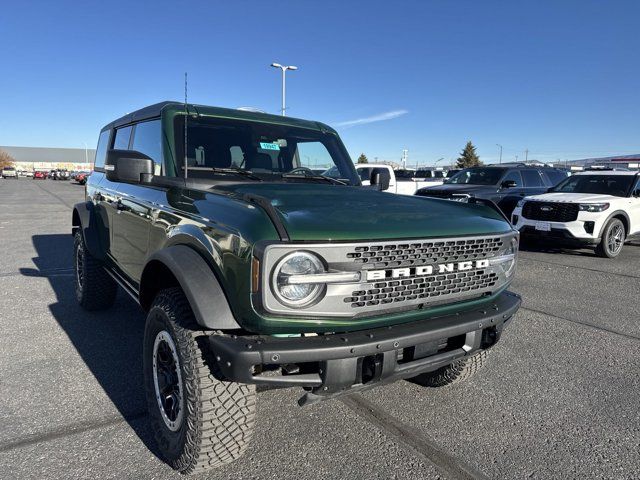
[{"left": 535, "top": 221, "right": 551, "bottom": 232}]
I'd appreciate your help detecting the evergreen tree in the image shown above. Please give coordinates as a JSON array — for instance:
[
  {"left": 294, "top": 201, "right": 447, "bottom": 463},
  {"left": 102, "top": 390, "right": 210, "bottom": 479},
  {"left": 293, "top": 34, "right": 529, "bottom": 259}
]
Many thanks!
[
  {"left": 455, "top": 141, "right": 482, "bottom": 168},
  {"left": 357, "top": 153, "right": 368, "bottom": 164}
]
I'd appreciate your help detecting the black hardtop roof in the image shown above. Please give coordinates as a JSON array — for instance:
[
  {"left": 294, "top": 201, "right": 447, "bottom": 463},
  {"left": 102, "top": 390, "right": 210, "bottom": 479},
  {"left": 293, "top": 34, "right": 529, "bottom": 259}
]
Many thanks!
[{"left": 100, "top": 101, "right": 336, "bottom": 134}]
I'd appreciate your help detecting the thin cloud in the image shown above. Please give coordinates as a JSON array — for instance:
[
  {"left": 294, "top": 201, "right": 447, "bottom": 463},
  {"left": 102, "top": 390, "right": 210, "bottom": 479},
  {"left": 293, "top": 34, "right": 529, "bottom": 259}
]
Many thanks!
[{"left": 335, "top": 109, "right": 408, "bottom": 128}]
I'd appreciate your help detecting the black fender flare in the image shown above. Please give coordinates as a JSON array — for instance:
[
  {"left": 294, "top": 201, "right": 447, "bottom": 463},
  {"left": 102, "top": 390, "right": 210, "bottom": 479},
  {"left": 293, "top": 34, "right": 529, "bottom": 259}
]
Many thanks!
[
  {"left": 140, "top": 245, "right": 241, "bottom": 330},
  {"left": 72, "top": 201, "right": 106, "bottom": 260}
]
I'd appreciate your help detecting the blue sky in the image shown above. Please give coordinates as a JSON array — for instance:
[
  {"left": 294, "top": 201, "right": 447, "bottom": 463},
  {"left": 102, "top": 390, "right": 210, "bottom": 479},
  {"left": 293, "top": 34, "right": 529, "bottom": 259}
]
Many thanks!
[{"left": 0, "top": 0, "right": 638, "bottom": 166}]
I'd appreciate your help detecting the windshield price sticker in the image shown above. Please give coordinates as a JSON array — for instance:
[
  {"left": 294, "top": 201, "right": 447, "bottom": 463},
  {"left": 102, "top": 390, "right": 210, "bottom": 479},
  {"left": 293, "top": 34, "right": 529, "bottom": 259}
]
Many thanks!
[{"left": 260, "top": 142, "right": 280, "bottom": 151}]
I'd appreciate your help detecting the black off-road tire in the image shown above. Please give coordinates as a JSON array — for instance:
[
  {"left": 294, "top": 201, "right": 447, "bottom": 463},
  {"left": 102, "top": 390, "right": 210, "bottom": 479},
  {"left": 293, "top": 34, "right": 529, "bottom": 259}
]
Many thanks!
[
  {"left": 143, "top": 287, "right": 257, "bottom": 474},
  {"left": 595, "top": 218, "right": 625, "bottom": 258},
  {"left": 409, "top": 350, "right": 489, "bottom": 388},
  {"left": 73, "top": 230, "right": 117, "bottom": 310}
]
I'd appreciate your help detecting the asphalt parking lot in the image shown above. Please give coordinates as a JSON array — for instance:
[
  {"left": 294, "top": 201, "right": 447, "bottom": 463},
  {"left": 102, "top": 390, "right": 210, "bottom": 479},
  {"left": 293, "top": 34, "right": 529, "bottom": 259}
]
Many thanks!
[{"left": 0, "top": 179, "right": 638, "bottom": 480}]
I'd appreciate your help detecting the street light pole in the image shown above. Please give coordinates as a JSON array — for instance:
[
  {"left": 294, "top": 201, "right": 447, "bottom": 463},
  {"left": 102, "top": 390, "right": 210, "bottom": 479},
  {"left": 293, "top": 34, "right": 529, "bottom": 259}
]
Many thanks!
[
  {"left": 496, "top": 144, "right": 503, "bottom": 164},
  {"left": 271, "top": 63, "right": 298, "bottom": 116}
]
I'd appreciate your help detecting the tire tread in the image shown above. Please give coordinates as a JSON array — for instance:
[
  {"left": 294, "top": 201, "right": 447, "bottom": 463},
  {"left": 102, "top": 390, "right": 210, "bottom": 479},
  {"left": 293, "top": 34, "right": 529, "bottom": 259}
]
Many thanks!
[
  {"left": 146, "top": 287, "right": 256, "bottom": 474},
  {"left": 410, "top": 350, "right": 489, "bottom": 388},
  {"left": 74, "top": 230, "right": 117, "bottom": 311}
]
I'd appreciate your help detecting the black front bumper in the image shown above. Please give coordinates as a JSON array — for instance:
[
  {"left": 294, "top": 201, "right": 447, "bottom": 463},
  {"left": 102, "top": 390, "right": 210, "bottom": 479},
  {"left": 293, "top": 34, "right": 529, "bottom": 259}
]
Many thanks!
[
  {"left": 209, "top": 290, "right": 521, "bottom": 405},
  {"left": 519, "top": 226, "right": 600, "bottom": 246}
]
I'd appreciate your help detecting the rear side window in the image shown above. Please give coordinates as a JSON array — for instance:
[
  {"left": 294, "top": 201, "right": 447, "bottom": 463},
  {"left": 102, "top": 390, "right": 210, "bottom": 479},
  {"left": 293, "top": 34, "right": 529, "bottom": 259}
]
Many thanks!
[
  {"left": 521, "top": 169, "right": 544, "bottom": 187},
  {"left": 132, "top": 120, "right": 162, "bottom": 175},
  {"left": 502, "top": 170, "right": 522, "bottom": 186},
  {"left": 94, "top": 130, "right": 110, "bottom": 169},
  {"left": 357, "top": 168, "right": 372, "bottom": 182},
  {"left": 113, "top": 125, "right": 133, "bottom": 150},
  {"left": 542, "top": 170, "right": 567, "bottom": 186}
]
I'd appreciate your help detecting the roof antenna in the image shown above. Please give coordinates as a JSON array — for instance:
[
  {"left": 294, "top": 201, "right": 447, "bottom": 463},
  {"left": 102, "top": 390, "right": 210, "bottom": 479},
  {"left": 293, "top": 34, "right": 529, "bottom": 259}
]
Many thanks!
[{"left": 184, "top": 72, "right": 188, "bottom": 180}]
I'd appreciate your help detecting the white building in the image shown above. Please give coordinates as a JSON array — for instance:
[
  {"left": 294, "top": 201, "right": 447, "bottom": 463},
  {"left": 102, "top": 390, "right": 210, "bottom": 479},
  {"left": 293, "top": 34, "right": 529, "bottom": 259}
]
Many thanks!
[{"left": 0, "top": 145, "right": 96, "bottom": 171}]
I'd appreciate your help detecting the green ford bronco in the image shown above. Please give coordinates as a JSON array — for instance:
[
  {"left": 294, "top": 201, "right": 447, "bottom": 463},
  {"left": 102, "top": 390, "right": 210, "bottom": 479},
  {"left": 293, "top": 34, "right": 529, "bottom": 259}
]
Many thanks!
[{"left": 72, "top": 102, "right": 521, "bottom": 473}]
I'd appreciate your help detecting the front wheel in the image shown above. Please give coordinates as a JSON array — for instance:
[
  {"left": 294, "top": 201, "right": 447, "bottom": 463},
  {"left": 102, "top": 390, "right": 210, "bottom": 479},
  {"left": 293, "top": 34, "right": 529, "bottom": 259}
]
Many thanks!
[
  {"left": 144, "top": 287, "right": 257, "bottom": 474},
  {"left": 595, "top": 218, "right": 625, "bottom": 258},
  {"left": 408, "top": 350, "right": 489, "bottom": 388}
]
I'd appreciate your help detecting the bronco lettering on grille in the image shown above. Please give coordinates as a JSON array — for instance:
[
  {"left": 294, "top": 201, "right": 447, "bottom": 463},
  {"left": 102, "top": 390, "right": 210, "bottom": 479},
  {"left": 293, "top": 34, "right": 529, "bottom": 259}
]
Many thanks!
[{"left": 365, "top": 259, "right": 490, "bottom": 281}]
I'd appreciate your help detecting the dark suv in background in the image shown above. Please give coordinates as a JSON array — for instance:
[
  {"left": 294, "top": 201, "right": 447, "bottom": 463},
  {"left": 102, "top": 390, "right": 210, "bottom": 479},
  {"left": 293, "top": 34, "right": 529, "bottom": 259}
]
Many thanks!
[{"left": 415, "top": 163, "right": 568, "bottom": 216}]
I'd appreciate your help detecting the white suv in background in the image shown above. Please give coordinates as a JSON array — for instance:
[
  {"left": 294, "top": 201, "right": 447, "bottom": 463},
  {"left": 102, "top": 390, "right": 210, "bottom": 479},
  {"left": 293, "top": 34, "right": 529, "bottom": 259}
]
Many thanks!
[{"left": 512, "top": 171, "right": 640, "bottom": 258}]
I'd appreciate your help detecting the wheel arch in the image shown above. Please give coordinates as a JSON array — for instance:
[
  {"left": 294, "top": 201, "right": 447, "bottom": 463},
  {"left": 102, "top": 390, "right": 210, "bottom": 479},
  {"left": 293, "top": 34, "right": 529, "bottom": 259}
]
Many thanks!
[
  {"left": 139, "top": 245, "right": 241, "bottom": 330},
  {"left": 72, "top": 201, "right": 106, "bottom": 260},
  {"left": 602, "top": 210, "right": 630, "bottom": 236}
]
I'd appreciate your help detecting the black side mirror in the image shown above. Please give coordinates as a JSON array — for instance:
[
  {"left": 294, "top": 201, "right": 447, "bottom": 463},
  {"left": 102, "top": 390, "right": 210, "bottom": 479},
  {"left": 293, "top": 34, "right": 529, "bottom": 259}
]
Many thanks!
[
  {"left": 105, "top": 149, "right": 154, "bottom": 184},
  {"left": 501, "top": 180, "right": 517, "bottom": 189},
  {"left": 370, "top": 168, "right": 391, "bottom": 191},
  {"left": 633, "top": 189, "right": 640, "bottom": 198}
]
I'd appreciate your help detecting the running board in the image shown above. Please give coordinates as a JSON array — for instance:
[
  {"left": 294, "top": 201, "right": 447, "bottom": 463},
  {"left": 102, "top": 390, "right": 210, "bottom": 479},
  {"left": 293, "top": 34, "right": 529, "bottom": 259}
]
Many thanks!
[{"left": 103, "top": 267, "right": 140, "bottom": 304}]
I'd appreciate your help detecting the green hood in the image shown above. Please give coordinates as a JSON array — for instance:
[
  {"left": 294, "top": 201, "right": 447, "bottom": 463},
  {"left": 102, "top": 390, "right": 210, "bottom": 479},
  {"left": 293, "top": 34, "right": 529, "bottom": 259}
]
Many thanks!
[{"left": 214, "top": 183, "right": 511, "bottom": 241}]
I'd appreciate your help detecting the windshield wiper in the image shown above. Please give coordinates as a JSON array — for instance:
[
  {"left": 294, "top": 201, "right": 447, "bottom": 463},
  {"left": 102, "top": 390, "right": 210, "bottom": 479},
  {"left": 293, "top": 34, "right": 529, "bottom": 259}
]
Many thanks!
[
  {"left": 281, "top": 173, "right": 348, "bottom": 185},
  {"left": 185, "top": 166, "right": 263, "bottom": 181}
]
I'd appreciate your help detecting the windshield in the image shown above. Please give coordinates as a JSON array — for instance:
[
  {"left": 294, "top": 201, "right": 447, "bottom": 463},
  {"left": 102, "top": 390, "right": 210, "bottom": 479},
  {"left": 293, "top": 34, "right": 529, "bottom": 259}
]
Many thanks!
[
  {"left": 173, "top": 116, "right": 358, "bottom": 185},
  {"left": 550, "top": 174, "right": 635, "bottom": 197},
  {"left": 446, "top": 167, "right": 506, "bottom": 185}
]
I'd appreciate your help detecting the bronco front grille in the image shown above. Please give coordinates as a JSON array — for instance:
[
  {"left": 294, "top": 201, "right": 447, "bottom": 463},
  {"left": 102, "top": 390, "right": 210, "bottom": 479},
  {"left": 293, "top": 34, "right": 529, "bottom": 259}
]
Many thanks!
[
  {"left": 346, "top": 237, "right": 503, "bottom": 269},
  {"left": 260, "top": 232, "right": 516, "bottom": 318},
  {"left": 345, "top": 270, "right": 498, "bottom": 309},
  {"left": 522, "top": 201, "right": 578, "bottom": 222}
]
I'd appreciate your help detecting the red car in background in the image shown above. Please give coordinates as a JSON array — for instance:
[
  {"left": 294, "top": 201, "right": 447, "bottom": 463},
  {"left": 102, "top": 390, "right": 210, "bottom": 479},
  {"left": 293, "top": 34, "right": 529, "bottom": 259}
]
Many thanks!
[
  {"left": 76, "top": 172, "right": 90, "bottom": 185},
  {"left": 33, "top": 171, "right": 47, "bottom": 179}
]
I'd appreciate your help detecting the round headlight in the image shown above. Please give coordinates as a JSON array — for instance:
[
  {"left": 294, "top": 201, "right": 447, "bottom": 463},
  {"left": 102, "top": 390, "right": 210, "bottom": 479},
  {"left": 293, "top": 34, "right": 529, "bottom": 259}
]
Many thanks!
[{"left": 272, "top": 252, "right": 326, "bottom": 308}]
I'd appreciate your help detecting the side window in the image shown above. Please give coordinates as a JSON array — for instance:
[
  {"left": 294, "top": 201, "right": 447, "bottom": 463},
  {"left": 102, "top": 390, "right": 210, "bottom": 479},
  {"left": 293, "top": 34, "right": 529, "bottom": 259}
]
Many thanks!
[
  {"left": 296, "top": 141, "right": 333, "bottom": 170},
  {"left": 542, "top": 170, "right": 568, "bottom": 186},
  {"left": 94, "top": 130, "right": 110, "bottom": 169},
  {"left": 131, "top": 120, "right": 162, "bottom": 175},
  {"left": 521, "top": 169, "right": 544, "bottom": 187},
  {"left": 113, "top": 125, "right": 132, "bottom": 150},
  {"left": 502, "top": 170, "right": 523, "bottom": 186},
  {"left": 357, "top": 168, "right": 372, "bottom": 182},
  {"left": 433, "top": 171, "right": 445, "bottom": 178}
]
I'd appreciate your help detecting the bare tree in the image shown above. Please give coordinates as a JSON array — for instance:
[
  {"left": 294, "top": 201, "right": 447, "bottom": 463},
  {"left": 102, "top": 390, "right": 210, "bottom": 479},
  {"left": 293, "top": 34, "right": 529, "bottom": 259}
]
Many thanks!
[{"left": 0, "top": 150, "right": 15, "bottom": 170}]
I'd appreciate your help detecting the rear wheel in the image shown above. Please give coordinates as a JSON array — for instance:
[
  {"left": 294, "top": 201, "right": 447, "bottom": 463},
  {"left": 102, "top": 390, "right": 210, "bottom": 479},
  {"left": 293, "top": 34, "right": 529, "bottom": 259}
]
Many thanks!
[
  {"left": 409, "top": 350, "right": 489, "bottom": 388},
  {"left": 144, "top": 287, "right": 257, "bottom": 474},
  {"left": 74, "top": 230, "right": 117, "bottom": 310},
  {"left": 595, "top": 218, "right": 625, "bottom": 258}
]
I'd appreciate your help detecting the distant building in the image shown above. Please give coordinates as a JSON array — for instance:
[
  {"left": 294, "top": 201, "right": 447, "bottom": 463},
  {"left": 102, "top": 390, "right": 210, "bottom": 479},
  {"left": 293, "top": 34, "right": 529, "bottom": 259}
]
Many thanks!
[
  {"left": 0, "top": 145, "right": 96, "bottom": 171},
  {"left": 564, "top": 154, "right": 640, "bottom": 170}
]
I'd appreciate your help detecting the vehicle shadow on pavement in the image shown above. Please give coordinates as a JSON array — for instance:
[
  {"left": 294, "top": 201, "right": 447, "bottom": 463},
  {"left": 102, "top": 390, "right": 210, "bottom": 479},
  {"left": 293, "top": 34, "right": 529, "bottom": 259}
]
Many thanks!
[
  {"left": 20, "top": 234, "right": 162, "bottom": 459},
  {"left": 518, "top": 240, "right": 597, "bottom": 257}
]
